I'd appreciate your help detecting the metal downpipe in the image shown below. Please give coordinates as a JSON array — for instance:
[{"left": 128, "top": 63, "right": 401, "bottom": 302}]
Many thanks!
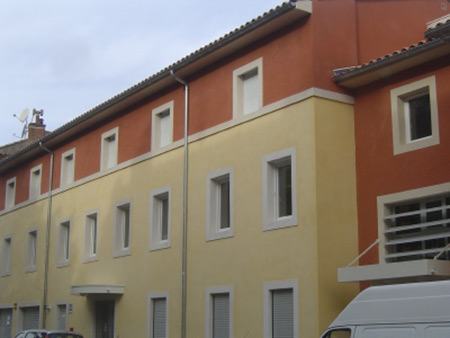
[
  {"left": 39, "top": 141, "right": 54, "bottom": 329},
  {"left": 170, "top": 69, "right": 189, "bottom": 338}
]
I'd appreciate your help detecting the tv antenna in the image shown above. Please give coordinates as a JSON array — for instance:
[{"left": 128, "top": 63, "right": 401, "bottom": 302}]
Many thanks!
[{"left": 13, "top": 108, "right": 30, "bottom": 139}]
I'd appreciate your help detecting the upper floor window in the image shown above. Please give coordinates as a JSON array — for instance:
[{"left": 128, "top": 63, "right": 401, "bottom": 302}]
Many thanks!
[
  {"left": 25, "top": 229, "right": 37, "bottom": 272},
  {"left": 262, "top": 147, "right": 297, "bottom": 231},
  {"left": 61, "top": 149, "right": 75, "bottom": 187},
  {"left": 84, "top": 210, "right": 99, "bottom": 262},
  {"left": 233, "top": 58, "right": 263, "bottom": 117},
  {"left": 1, "top": 235, "right": 12, "bottom": 277},
  {"left": 152, "top": 101, "right": 174, "bottom": 151},
  {"left": 390, "top": 76, "right": 439, "bottom": 155},
  {"left": 101, "top": 128, "right": 118, "bottom": 170},
  {"left": 206, "top": 167, "right": 234, "bottom": 241},
  {"left": 29, "top": 165, "right": 42, "bottom": 199},
  {"left": 114, "top": 199, "right": 131, "bottom": 257},
  {"left": 57, "top": 218, "right": 71, "bottom": 268},
  {"left": 5, "top": 177, "right": 16, "bottom": 209},
  {"left": 149, "top": 187, "right": 171, "bottom": 251}
]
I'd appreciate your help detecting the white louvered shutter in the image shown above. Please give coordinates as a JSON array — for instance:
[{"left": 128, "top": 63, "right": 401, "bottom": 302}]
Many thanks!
[
  {"left": 242, "top": 68, "right": 260, "bottom": 115},
  {"left": 213, "top": 293, "right": 230, "bottom": 338},
  {"left": 22, "top": 306, "right": 39, "bottom": 330},
  {"left": 272, "top": 289, "right": 294, "bottom": 338},
  {"left": 153, "top": 298, "right": 167, "bottom": 338}
]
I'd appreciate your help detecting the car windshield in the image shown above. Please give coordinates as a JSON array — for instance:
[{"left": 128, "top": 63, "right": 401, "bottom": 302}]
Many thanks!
[{"left": 48, "top": 335, "right": 82, "bottom": 338}]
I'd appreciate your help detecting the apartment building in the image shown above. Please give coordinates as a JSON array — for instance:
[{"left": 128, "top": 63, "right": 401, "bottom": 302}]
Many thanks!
[{"left": 0, "top": 1, "right": 448, "bottom": 337}]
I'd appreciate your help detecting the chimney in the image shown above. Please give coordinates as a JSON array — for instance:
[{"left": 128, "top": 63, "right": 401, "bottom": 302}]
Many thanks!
[{"left": 28, "top": 109, "right": 46, "bottom": 140}]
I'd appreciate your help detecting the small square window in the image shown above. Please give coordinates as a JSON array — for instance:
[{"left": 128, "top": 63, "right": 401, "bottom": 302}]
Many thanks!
[
  {"left": 391, "top": 76, "right": 439, "bottom": 155},
  {"left": 205, "top": 286, "right": 234, "bottom": 338},
  {"left": 147, "top": 292, "right": 169, "bottom": 338},
  {"left": 233, "top": 58, "right": 263, "bottom": 118},
  {"left": 101, "top": 128, "right": 118, "bottom": 170},
  {"left": 152, "top": 101, "right": 174, "bottom": 151},
  {"left": 114, "top": 199, "right": 131, "bottom": 257},
  {"left": 57, "top": 218, "right": 71, "bottom": 267},
  {"left": 1, "top": 236, "right": 12, "bottom": 277},
  {"left": 29, "top": 165, "right": 42, "bottom": 199},
  {"left": 5, "top": 177, "right": 16, "bottom": 209},
  {"left": 61, "top": 149, "right": 75, "bottom": 187},
  {"left": 84, "top": 210, "right": 99, "bottom": 262},
  {"left": 206, "top": 167, "right": 234, "bottom": 241},
  {"left": 150, "top": 187, "right": 171, "bottom": 251},
  {"left": 262, "top": 148, "right": 297, "bottom": 231},
  {"left": 25, "top": 229, "right": 37, "bottom": 272}
]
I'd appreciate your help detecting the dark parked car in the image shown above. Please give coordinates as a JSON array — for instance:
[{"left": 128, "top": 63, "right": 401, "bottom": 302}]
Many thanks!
[{"left": 14, "top": 330, "right": 83, "bottom": 338}]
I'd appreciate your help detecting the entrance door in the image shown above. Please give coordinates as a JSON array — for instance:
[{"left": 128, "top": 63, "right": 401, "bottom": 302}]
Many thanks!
[{"left": 95, "top": 300, "right": 115, "bottom": 338}]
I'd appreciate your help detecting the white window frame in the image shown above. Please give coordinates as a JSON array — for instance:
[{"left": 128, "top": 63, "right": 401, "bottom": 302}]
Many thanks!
[
  {"left": 152, "top": 101, "right": 174, "bottom": 151},
  {"left": 55, "top": 301, "right": 68, "bottom": 331},
  {"left": 390, "top": 75, "right": 439, "bottom": 155},
  {"left": 5, "top": 177, "right": 16, "bottom": 209},
  {"left": 17, "top": 303, "right": 40, "bottom": 332},
  {"left": 60, "top": 148, "right": 75, "bottom": 187},
  {"left": 147, "top": 291, "right": 169, "bottom": 338},
  {"left": 263, "top": 280, "right": 298, "bottom": 338},
  {"left": 377, "top": 182, "right": 450, "bottom": 263},
  {"left": 206, "top": 167, "right": 234, "bottom": 241},
  {"left": 149, "top": 187, "right": 171, "bottom": 251},
  {"left": 1, "top": 235, "right": 12, "bottom": 277},
  {"left": 101, "top": 127, "right": 119, "bottom": 170},
  {"left": 25, "top": 228, "right": 37, "bottom": 273},
  {"left": 205, "top": 286, "right": 234, "bottom": 338},
  {"left": 57, "top": 217, "right": 71, "bottom": 268},
  {"left": 233, "top": 58, "right": 263, "bottom": 118},
  {"left": 29, "top": 164, "right": 42, "bottom": 200},
  {"left": 114, "top": 198, "right": 131, "bottom": 257},
  {"left": 262, "top": 147, "right": 297, "bottom": 231},
  {"left": 83, "top": 209, "right": 99, "bottom": 263}
]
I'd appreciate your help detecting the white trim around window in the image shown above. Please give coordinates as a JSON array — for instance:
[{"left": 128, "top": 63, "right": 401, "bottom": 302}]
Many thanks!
[
  {"left": 390, "top": 75, "right": 439, "bottom": 155},
  {"left": 5, "top": 177, "right": 16, "bottom": 210},
  {"left": 233, "top": 58, "right": 263, "bottom": 118},
  {"left": 152, "top": 101, "right": 174, "bottom": 152},
  {"left": 101, "top": 127, "right": 119, "bottom": 171},
  {"left": 60, "top": 148, "right": 75, "bottom": 187},
  {"left": 29, "top": 164, "right": 42, "bottom": 200},
  {"left": 147, "top": 291, "right": 169, "bottom": 338},
  {"left": 83, "top": 209, "right": 99, "bottom": 263},
  {"left": 57, "top": 217, "right": 71, "bottom": 268},
  {"left": 262, "top": 147, "right": 297, "bottom": 231},
  {"left": 263, "top": 280, "right": 298, "bottom": 338},
  {"left": 149, "top": 186, "right": 171, "bottom": 251},
  {"left": 114, "top": 198, "right": 132, "bottom": 258},
  {"left": 25, "top": 228, "right": 38, "bottom": 273},
  {"left": 206, "top": 167, "right": 234, "bottom": 241},
  {"left": 205, "top": 286, "right": 234, "bottom": 338}
]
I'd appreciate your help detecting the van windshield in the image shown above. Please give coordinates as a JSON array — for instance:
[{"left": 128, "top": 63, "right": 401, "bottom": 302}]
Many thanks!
[{"left": 322, "top": 328, "right": 351, "bottom": 338}]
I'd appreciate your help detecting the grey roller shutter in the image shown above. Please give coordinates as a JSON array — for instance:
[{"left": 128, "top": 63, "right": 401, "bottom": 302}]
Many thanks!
[
  {"left": 213, "top": 293, "right": 230, "bottom": 338},
  {"left": 153, "top": 298, "right": 167, "bottom": 338},
  {"left": 272, "top": 289, "right": 293, "bottom": 338},
  {"left": 22, "top": 306, "right": 39, "bottom": 330},
  {"left": 0, "top": 308, "right": 12, "bottom": 338}
]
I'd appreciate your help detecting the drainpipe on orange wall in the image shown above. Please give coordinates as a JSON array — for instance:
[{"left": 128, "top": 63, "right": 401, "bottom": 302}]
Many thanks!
[
  {"left": 170, "top": 69, "right": 189, "bottom": 338},
  {"left": 39, "top": 141, "right": 54, "bottom": 329}
]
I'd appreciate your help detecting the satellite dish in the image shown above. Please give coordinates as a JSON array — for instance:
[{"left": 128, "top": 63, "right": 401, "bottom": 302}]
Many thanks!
[{"left": 18, "top": 108, "right": 30, "bottom": 122}]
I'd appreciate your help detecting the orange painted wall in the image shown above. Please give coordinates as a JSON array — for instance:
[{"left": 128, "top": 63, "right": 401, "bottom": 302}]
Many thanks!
[{"left": 354, "top": 59, "right": 450, "bottom": 265}]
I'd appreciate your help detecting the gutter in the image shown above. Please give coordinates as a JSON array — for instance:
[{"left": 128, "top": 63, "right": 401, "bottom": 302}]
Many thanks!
[{"left": 38, "top": 141, "right": 54, "bottom": 329}]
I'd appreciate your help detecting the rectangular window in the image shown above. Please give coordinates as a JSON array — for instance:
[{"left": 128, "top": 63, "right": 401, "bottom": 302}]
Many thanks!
[
  {"left": 114, "top": 199, "right": 131, "bottom": 257},
  {"left": 148, "top": 292, "right": 168, "bottom": 338},
  {"left": 5, "top": 178, "right": 16, "bottom": 209},
  {"left": 56, "top": 303, "right": 67, "bottom": 330},
  {"left": 150, "top": 187, "right": 171, "bottom": 251},
  {"left": 390, "top": 76, "right": 439, "bottom": 155},
  {"left": 381, "top": 192, "right": 450, "bottom": 263},
  {"left": 264, "top": 280, "right": 298, "bottom": 338},
  {"left": 233, "top": 58, "right": 263, "bottom": 118},
  {"left": 205, "top": 287, "right": 233, "bottom": 338},
  {"left": 57, "top": 218, "right": 71, "bottom": 267},
  {"left": 206, "top": 167, "right": 234, "bottom": 241},
  {"left": 1, "top": 236, "right": 12, "bottom": 277},
  {"left": 29, "top": 165, "right": 42, "bottom": 199},
  {"left": 84, "top": 210, "right": 99, "bottom": 262},
  {"left": 152, "top": 101, "right": 174, "bottom": 151},
  {"left": 0, "top": 308, "right": 13, "bottom": 338},
  {"left": 262, "top": 148, "right": 297, "bottom": 231},
  {"left": 101, "top": 128, "right": 118, "bottom": 170},
  {"left": 25, "top": 229, "right": 37, "bottom": 272},
  {"left": 61, "top": 149, "right": 75, "bottom": 186},
  {"left": 20, "top": 305, "right": 40, "bottom": 331}
]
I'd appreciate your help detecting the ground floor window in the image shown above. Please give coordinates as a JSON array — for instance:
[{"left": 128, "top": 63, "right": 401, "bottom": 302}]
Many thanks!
[{"left": 0, "top": 308, "right": 13, "bottom": 338}]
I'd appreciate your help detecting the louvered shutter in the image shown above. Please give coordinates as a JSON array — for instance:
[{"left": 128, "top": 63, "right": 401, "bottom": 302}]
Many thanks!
[
  {"left": 242, "top": 68, "right": 260, "bottom": 115},
  {"left": 22, "top": 306, "right": 39, "bottom": 330},
  {"left": 0, "top": 309, "right": 12, "bottom": 338},
  {"left": 153, "top": 298, "right": 166, "bottom": 338},
  {"left": 213, "top": 293, "right": 229, "bottom": 338},
  {"left": 272, "top": 289, "right": 293, "bottom": 338}
]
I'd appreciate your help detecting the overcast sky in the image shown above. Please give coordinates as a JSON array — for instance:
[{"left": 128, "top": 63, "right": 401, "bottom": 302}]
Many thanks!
[{"left": 0, "top": 0, "right": 284, "bottom": 146}]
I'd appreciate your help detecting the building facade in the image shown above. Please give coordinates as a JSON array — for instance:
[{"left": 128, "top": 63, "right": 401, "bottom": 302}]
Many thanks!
[{"left": 0, "top": 1, "right": 448, "bottom": 337}]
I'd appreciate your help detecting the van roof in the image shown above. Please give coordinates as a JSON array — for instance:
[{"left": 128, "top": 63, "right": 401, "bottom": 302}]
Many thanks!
[{"left": 330, "top": 280, "right": 450, "bottom": 327}]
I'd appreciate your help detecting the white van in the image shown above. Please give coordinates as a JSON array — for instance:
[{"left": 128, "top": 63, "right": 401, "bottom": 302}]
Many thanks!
[{"left": 320, "top": 280, "right": 450, "bottom": 338}]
